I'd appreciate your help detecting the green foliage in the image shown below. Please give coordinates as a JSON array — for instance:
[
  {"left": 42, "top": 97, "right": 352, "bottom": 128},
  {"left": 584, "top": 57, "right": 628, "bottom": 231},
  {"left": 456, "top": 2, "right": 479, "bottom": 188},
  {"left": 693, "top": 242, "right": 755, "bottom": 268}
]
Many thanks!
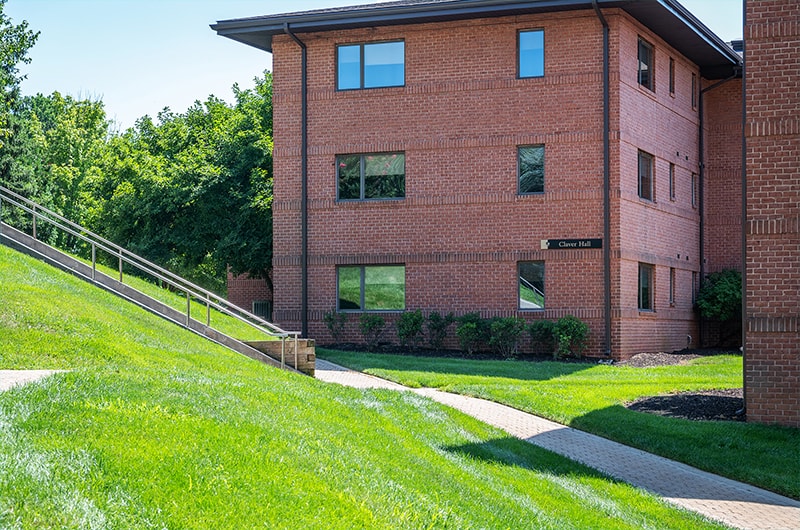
[
  {"left": 488, "top": 317, "right": 527, "bottom": 358},
  {"left": 696, "top": 269, "right": 742, "bottom": 322},
  {"left": 396, "top": 309, "right": 424, "bottom": 350},
  {"left": 529, "top": 319, "right": 556, "bottom": 354},
  {"left": 359, "top": 313, "right": 385, "bottom": 351},
  {"left": 554, "top": 315, "right": 589, "bottom": 359},
  {"left": 426, "top": 311, "right": 455, "bottom": 350},
  {"left": 322, "top": 310, "right": 348, "bottom": 343},
  {"left": 1, "top": 70, "right": 276, "bottom": 294},
  {"left": 455, "top": 313, "right": 490, "bottom": 355},
  {"left": 0, "top": 2, "right": 38, "bottom": 150}
]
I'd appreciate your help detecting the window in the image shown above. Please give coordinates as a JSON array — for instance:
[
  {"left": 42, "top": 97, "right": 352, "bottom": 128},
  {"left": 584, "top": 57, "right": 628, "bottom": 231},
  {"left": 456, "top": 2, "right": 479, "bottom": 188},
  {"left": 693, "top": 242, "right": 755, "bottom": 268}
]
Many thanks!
[
  {"left": 638, "top": 150, "right": 654, "bottom": 201},
  {"left": 638, "top": 263, "right": 654, "bottom": 311},
  {"left": 252, "top": 300, "right": 273, "bottom": 320},
  {"left": 519, "top": 29, "right": 544, "bottom": 78},
  {"left": 337, "top": 265, "right": 405, "bottom": 311},
  {"left": 337, "top": 153, "right": 405, "bottom": 201},
  {"left": 638, "top": 38, "right": 654, "bottom": 91},
  {"left": 669, "top": 163, "right": 676, "bottom": 200},
  {"left": 518, "top": 145, "right": 545, "bottom": 194},
  {"left": 669, "top": 268, "right": 676, "bottom": 306},
  {"left": 519, "top": 261, "right": 545, "bottom": 310},
  {"left": 691, "top": 73, "right": 698, "bottom": 109},
  {"left": 691, "top": 172, "right": 698, "bottom": 207},
  {"left": 337, "top": 41, "right": 405, "bottom": 90},
  {"left": 692, "top": 271, "right": 698, "bottom": 304},
  {"left": 669, "top": 57, "right": 675, "bottom": 95}
]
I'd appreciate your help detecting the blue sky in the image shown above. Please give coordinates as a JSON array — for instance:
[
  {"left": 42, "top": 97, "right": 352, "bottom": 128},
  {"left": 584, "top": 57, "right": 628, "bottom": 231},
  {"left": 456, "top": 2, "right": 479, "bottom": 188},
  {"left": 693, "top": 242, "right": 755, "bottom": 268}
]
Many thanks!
[{"left": 6, "top": 0, "right": 743, "bottom": 131}]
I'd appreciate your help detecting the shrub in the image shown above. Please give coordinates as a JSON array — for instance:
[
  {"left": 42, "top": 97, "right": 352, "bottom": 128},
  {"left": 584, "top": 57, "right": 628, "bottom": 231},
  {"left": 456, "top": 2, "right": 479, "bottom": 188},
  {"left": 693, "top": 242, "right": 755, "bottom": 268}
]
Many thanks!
[
  {"left": 359, "top": 313, "right": 386, "bottom": 351},
  {"left": 456, "top": 313, "right": 491, "bottom": 355},
  {"left": 554, "top": 315, "right": 589, "bottom": 359},
  {"left": 426, "top": 311, "right": 455, "bottom": 350},
  {"left": 696, "top": 269, "right": 742, "bottom": 322},
  {"left": 397, "top": 309, "right": 425, "bottom": 350},
  {"left": 322, "top": 310, "right": 348, "bottom": 343},
  {"left": 529, "top": 319, "right": 556, "bottom": 354},
  {"left": 489, "top": 317, "right": 527, "bottom": 358}
]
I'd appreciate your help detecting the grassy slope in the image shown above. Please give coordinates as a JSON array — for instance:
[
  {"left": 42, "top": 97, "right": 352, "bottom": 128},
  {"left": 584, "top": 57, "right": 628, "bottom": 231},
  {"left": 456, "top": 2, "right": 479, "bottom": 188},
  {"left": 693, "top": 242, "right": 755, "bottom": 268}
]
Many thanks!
[
  {"left": 319, "top": 349, "right": 800, "bottom": 500},
  {"left": 0, "top": 245, "right": 729, "bottom": 529}
]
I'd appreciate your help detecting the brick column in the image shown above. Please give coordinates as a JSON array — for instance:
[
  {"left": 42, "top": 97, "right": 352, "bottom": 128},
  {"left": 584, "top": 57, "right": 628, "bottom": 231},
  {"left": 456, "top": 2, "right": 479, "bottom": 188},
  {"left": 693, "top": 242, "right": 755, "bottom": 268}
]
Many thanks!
[{"left": 744, "top": 0, "right": 800, "bottom": 426}]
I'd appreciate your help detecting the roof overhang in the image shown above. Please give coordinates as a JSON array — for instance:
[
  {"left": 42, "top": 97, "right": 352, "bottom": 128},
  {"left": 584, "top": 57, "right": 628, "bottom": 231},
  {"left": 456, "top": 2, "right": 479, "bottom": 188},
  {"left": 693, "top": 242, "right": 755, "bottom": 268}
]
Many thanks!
[{"left": 211, "top": 0, "right": 742, "bottom": 79}]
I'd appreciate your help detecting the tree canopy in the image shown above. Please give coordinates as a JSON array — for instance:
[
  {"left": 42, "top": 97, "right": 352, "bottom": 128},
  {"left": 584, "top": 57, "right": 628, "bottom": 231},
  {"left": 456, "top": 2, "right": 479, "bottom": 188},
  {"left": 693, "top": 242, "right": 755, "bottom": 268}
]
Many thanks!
[{"left": 0, "top": 4, "right": 276, "bottom": 294}]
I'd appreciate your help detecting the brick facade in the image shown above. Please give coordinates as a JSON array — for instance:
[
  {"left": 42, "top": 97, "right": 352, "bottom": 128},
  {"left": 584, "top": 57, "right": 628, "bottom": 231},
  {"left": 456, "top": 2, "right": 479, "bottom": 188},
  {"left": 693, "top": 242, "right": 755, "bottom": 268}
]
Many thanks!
[
  {"left": 744, "top": 0, "right": 800, "bottom": 427},
  {"left": 226, "top": 271, "right": 273, "bottom": 318},
  {"left": 265, "top": 7, "right": 742, "bottom": 359}
]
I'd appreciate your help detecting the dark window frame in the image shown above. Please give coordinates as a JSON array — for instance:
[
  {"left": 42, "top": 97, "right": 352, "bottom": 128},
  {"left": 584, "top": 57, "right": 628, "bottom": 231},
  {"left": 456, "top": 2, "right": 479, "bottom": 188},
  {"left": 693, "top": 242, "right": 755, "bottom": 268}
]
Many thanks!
[
  {"left": 638, "top": 37, "right": 654, "bottom": 91},
  {"left": 336, "top": 264, "right": 406, "bottom": 312},
  {"left": 639, "top": 263, "right": 655, "bottom": 311},
  {"left": 638, "top": 150, "right": 654, "bottom": 201},
  {"left": 669, "top": 163, "right": 676, "bottom": 201},
  {"left": 518, "top": 28, "right": 545, "bottom": 79},
  {"left": 336, "top": 40, "right": 406, "bottom": 91},
  {"left": 669, "top": 57, "right": 675, "bottom": 95},
  {"left": 517, "top": 144, "right": 545, "bottom": 194},
  {"left": 691, "top": 72, "right": 698, "bottom": 109},
  {"left": 518, "top": 261, "right": 545, "bottom": 311},
  {"left": 336, "top": 152, "right": 406, "bottom": 202}
]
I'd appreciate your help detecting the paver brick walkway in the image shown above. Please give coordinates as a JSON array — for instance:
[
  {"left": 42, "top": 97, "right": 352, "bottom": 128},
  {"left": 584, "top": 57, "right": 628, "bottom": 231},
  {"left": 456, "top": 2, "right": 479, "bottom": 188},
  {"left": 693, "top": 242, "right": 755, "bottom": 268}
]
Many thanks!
[
  {"left": 316, "top": 359, "right": 800, "bottom": 530},
  {"left": 0, "top": 370, "right": 64, "bottom": 391}
]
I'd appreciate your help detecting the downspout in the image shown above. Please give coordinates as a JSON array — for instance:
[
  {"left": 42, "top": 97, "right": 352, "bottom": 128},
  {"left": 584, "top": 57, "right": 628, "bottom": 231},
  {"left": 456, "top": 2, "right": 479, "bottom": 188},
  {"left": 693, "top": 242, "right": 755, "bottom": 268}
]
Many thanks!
[
  {"left": 593, "top": 0, "right": 612, "bottom": 357},
  {"left": 698, "top": 71, "right": 739, "bottom": 347},
  {"left": 740, "top": 0, "right": 748, "bottom": 417},
  {"left": 284, "top": 24, "right": 309, "bottom": 338}
]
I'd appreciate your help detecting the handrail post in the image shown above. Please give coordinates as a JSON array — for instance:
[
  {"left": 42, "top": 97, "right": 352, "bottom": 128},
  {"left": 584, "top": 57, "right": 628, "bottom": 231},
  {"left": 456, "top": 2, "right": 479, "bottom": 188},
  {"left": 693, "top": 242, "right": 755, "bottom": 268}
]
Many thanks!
[
  {"left": 118, "top": 250, "right": 123, "bottom": 282},
  {"left": 281, "top": 337, "right": 286, "bottom": 370},
  {"left": 206, "top": 293, "right": 211, "bottom": 327},
  {"left": 186, "top": 292, "right": 191, "bottom": 326},
  {"left": 91, "top": 243, "right": 96, "bottom": 281},
  {"left": 294, "top": 334, "right": 299, "bottom": 372},
  {"left": 32, "top": 205, "right": 36, "bottom": 239}
]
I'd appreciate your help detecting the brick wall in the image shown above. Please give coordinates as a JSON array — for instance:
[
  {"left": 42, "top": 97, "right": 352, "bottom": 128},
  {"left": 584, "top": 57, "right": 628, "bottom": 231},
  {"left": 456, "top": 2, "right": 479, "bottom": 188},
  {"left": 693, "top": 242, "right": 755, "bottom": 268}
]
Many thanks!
[
  {"left": 271, "top": 8, "right": 729, "bottom": 359},
  {"left": 744, "top": 0, "right": 800, "bottom": 427},
  {"left": 226, "top": 271, "right": 273, "bottom": 315}
]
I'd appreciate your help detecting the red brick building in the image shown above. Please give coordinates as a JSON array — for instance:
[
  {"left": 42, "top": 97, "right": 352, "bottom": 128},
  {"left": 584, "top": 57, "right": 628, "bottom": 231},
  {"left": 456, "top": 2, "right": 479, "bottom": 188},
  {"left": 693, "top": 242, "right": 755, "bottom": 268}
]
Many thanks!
[
  {"left": 744, "top": 0, "right": 799, "bottom": 427},
  {"left": 213, "top": 0, "right": 743, "bottom": 359}
]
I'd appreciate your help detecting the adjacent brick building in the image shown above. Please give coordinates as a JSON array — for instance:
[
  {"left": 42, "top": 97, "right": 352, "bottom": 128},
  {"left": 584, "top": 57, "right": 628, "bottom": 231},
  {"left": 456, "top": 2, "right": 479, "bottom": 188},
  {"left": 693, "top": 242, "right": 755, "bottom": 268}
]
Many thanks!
[
  {"left": 744, "top": 0, "right": 799, "bottom": 427},
  {"left": 213, "top": 0, "right": 743, "bottom": 359}
]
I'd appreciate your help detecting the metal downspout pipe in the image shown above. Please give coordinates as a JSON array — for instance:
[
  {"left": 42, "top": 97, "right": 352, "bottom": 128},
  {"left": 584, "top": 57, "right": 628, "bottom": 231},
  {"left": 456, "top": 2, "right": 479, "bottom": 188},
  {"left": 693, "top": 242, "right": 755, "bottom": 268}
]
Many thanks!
[
  {"left": 593, "top": 0, "right": 612, "bottom": 357},
  {"left": 283, "top": 24, "right": 309, "bottom": 338}
]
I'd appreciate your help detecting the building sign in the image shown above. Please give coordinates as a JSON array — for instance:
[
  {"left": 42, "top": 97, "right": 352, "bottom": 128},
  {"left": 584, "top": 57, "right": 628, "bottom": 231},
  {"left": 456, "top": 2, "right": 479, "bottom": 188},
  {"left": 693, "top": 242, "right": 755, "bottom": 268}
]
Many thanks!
[{"left": 541, "top": 238, "right": 602, "bottom": 250}]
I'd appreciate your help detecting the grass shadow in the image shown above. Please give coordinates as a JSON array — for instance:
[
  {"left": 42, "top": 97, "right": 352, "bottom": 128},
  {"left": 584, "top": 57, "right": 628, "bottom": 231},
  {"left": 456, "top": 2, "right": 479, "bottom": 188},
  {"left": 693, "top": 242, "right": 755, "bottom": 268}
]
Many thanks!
[{"left": 318, "top": 348, "right": 594, "bottom": 382}]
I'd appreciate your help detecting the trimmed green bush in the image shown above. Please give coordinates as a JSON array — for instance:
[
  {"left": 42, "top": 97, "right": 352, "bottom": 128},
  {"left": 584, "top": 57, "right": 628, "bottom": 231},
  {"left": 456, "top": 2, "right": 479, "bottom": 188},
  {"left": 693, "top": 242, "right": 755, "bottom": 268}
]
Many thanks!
[
  {"left": 554, "top": 315, "right": 589, "bottom": 359},
  {"left": 456, "top": 313, "right": 491, "bottom": 355},
  {"left": 489, "top": 317, "right": 527, "bottom": 358},
  {"left": 426, "top": 311, "right": 455, "bottom": 350},
  {"left": 323, "top": 310, "right": 348, "bottom": 343},
  {"left": 696, "top": 269, "right": 742, "bottom": 322},
  {"left": 529, "top": 319, "right": 556, "bottom": 354},
  {"left": 397, "top": 309, "right": 425, "bottom": 350},
  {"left": 359, "top": 313, "right": 386, "bottom": 351}
]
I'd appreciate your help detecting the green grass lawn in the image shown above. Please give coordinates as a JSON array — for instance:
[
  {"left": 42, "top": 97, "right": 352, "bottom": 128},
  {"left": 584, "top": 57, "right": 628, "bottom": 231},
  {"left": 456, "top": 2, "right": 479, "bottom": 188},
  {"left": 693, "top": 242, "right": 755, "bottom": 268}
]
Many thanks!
[
  {"left": 75, "top": 251, "right": 277, "bottom": 342},
  {"left": 319, "top": 349, "right": 800, "bottom": 500},
  {"left": 0, "top": 245, "right": 731, "bottom": 528}
]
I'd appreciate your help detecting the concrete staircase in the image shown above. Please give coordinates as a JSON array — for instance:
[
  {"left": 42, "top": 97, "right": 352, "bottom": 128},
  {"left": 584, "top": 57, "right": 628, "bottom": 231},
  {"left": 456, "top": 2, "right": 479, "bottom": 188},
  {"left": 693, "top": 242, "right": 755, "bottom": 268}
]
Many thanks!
[{"left": 0, "top": 186, "right": 314, "bottom": 375}]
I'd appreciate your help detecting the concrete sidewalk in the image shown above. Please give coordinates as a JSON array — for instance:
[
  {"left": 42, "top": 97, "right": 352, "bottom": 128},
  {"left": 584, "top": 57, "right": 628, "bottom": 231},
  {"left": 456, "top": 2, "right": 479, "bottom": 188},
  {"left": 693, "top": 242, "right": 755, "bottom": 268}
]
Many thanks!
[
  {"left": 0, "top": 370, "right": 64, "bottom": 391},
  {"left": 316, "top": 359, "right": 800, "bottom": 530}
]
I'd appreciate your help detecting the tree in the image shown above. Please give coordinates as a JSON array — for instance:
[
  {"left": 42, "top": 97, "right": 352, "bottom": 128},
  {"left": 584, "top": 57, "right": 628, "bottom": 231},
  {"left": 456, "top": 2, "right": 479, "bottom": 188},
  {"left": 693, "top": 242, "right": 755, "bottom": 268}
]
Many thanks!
[
  {"left": 696, "top": 269, "right": 742, "bottom": 347},
  {"left": 0, "top": 1, "right": 39, "bottom": 187}
]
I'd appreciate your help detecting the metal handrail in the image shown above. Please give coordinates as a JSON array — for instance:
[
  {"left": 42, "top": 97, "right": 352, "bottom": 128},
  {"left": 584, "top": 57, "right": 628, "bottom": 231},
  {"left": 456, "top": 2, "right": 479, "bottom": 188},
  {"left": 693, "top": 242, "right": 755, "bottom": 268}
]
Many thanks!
[{"left": 0, "top": 185, "right": 300, "bottom": 351}]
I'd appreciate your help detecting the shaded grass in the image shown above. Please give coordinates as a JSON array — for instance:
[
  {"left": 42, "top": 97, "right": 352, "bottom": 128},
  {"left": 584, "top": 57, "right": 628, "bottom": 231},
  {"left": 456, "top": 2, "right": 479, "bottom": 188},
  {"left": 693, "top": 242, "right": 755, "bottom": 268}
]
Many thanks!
[
  {"left": 320, "top": 348, "right": 800, "bottom": 500},
  {"left": 0, "top": 245, "right": 730, "bottom": 528}
]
